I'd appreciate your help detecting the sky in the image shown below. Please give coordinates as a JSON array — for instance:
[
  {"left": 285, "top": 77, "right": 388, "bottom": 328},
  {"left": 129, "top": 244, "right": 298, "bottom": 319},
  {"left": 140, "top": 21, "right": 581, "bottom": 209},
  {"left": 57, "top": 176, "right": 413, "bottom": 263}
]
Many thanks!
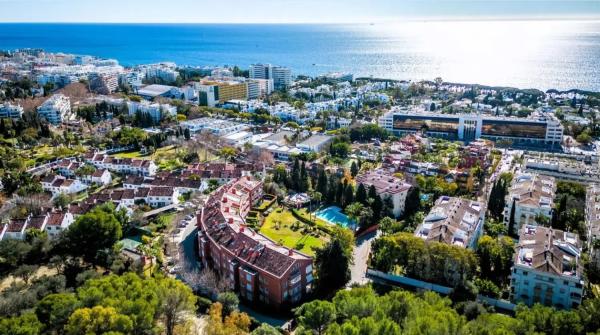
[{"left": 0, "top": 0, "right": 599, "bottom": 23}]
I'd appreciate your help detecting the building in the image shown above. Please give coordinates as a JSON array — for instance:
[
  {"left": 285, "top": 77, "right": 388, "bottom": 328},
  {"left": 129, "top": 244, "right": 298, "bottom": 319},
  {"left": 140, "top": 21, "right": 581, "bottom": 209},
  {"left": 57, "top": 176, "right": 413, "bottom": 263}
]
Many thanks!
[
  {"left": 459, "top": 140, "right": 493, "bottom": 169},
  {"left": 41, "top": 174, "right": 88, "bottom": 197},
  {"left": 510, "top": 225, "right": 584, "bottom": 309},
  {"left": 414, "top": 196, "right": 485, "bottom": 249},
  {"left": 90, "top": 72, "right": 119, "bottom": 94},
  {"left": 136, "top": 84, "right": 181, "bottom": 100},
  {"left": 0, "top": 102, "right": 24, "bottom": 119},
  {"left": 249, "top": 64, "right": 292, "bottom": 90},
  {"left": 326, "top": 116, "right": 351, "bottom": 129},
  {"left": 203, "top": 80, "right": 248, "bottom": 103},
  {"left": 45, "top": 212, "right": 74, "bottom": 238},
  {"left": 85, "top": 153, "right": 157, "bottom": 176},
  {"left": 503, "top": 173, "right": 556, "bottom": 234},
  {"left": 355, "top": 169, "right": 411, "bottom": 217},
  {"left": 127, "top": 100, "right": 177, "bottom": 123},
  {"left": 586, "top": 184, "right": 600, "bottom": 243},
  {"left": 146, "top": 187, "right": 179, "bottom": 207},
  {"left": 246, "top": 80, "right": 261, "bottom": 100},
  {"left": 197, "top": 177, "right": 313, "bottom": 309},
  {"left": 180, "top": 117, "right": 249, "bottom": 135},
  {"left": 296, "top": 134, "right": 333, "bottom": 152},
  {"left": 378, "top": 110, "right": 563, "bottom": 148},
  {"left": 140, "top": 63, "right": 179, "bottom": 83},
  {"left": 37, "top": 94, "right": 71, "bottom": 124}
]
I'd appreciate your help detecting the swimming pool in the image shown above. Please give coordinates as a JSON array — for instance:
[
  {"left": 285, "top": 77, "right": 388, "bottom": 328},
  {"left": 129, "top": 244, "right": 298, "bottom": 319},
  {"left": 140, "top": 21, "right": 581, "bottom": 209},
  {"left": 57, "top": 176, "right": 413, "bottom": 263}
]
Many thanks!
[{"left": 315, "top": 206, "right": 355, "bottom": 228}]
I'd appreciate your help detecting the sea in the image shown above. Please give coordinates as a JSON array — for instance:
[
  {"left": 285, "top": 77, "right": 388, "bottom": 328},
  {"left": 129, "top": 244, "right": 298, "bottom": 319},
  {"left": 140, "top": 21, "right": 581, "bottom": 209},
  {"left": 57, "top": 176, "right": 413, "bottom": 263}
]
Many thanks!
[{"left": 1, "top": 20, "right": 600, "bottom": 91}]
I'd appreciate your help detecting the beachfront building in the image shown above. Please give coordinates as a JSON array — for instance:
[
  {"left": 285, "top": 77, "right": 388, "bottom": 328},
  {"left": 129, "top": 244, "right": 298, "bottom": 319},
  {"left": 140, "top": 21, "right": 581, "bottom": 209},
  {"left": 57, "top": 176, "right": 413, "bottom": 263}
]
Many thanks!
[
  {"left": 197, "top": 177, "right": 313, "bottom": 309},
  {"left": 37, "top": 94, "right": 71, "bottom": 124},
  {"left": 415, "top": 196, "right": 485, "bottom": 249},
  {"left": 510, "top": 225, "right": 584, "bottom": 309},
  {"left": 503, "top": 173, "right": 556, "bottom": 235},
  {"left": 355, "top": 169, "right": 411, "bottom": 218},
  {"left": 378, "top": 109, "right": 563, "bottom": 148}
]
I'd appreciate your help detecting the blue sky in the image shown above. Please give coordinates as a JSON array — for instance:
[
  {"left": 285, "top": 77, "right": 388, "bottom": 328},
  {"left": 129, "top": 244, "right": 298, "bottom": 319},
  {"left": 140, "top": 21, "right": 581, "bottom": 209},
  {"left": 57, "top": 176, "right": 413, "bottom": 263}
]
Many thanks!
[{"left": 0, "top": 0, "right": 599, "bottom": 23}]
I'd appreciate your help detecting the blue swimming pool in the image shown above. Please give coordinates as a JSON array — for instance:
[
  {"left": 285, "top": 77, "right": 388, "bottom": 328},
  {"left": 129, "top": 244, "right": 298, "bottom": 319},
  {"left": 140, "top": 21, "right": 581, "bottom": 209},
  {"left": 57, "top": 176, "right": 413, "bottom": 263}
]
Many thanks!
[{"left": 315, "top": 206, "right": 355, "bottom": 228}]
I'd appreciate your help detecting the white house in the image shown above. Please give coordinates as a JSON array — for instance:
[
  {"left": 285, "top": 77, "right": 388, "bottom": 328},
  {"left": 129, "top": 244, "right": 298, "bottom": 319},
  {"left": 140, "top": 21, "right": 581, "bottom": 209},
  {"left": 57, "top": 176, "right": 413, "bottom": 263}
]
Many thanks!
[
  {"left": 355, "top": 169, "right": 411, "bottom": 218},
  {"left": 44, "top": 212, "right": 75, "bottom": 238}
]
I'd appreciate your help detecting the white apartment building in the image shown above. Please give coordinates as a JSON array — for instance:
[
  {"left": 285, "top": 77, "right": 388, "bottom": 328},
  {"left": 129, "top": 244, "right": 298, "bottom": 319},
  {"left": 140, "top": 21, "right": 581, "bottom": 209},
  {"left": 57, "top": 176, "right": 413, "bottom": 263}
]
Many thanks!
[
  {"left": 180, "top": 117, "right": 249, "bottom": 135},
  {"left": 0, "top": 102, "right": 24, "bottom": 119},
  {"left": 37, "top": 94, "right": 71, "bottom": 124},
  {"left": 355, "top": 169, "right": 412, "bottom": 218},
  {"left": 249, "top": 63, "right": 291, "bottom": 89},
  {"left": 511, "top": 225, "right": 584, "bottom": 309},
  {"left": 586, "top": 184, "right": 600, "bottom": 243},
  {"left": 90, "top": 72, "right": 119, "bottom": 94},
  {"left": 503, "top": 173, "right": 556, "bottom": 235},
  {"left": 127, "top": 101, "right": 177, "bottom": 123},
  {"left": 415, "top": 196, "right": 485, "bottom": 249},
  {"left": 140, "top": 63, "right": 179, "bottom": 83}
]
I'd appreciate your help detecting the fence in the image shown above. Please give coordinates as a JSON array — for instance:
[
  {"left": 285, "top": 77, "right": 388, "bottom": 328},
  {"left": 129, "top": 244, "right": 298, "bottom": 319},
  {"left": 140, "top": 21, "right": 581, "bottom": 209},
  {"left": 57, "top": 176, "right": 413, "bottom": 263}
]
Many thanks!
[{"left": 366, "top": 269, "right": 516, "bottom": 312}]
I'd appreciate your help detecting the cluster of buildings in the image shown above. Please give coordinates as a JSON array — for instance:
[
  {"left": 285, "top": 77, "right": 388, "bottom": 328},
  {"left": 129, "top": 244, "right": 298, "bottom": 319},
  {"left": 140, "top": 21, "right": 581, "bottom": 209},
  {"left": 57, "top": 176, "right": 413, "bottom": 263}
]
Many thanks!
[
  {"left": 37, "top": 94, "right": 72, "bottom": 124},
  {"left": 1, "top": 211, "right": 75, "bottom": 241},
  {"left": 84, "top": 153, "right": 158, "bottom": 177},
  {"left": 197, "top": 177, "right": 313, "bottom": 309}
]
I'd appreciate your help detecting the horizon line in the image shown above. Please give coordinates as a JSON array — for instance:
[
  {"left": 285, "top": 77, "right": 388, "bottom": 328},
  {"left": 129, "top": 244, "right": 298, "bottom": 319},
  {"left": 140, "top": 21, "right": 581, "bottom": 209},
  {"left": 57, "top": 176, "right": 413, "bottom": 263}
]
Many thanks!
[{"left": 1, "top": 15, "right": 600, "bottom": 25}]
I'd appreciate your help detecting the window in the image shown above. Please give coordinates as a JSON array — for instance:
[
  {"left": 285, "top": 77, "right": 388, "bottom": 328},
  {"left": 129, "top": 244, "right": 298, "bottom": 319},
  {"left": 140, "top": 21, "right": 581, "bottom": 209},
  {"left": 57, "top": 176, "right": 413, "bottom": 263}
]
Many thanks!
[{"left": 246, "top": 283, "right": 252, "bottom": 292}]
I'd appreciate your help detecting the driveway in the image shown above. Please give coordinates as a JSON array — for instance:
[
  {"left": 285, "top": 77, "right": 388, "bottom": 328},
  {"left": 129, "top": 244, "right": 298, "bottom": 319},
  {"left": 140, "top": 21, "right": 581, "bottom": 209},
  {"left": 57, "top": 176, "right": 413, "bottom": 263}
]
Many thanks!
[{"left": 349, "top": 230, "right": 379, "bottom": 286}]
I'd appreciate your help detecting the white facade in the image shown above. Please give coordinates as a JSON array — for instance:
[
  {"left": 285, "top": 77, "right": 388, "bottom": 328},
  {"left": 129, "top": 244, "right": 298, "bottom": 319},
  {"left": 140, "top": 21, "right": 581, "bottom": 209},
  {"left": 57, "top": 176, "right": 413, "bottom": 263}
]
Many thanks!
[
  {"left": 511, "top": 225, "right": 584, "bottom": 309},
  {"left": 127, "top": 101, "right": 177, "bottom": 123},
  {"left": 0, "top": 102, "right": 24, "bottom": 119},
  {"left": 249, "top": 63, "right": 291, "bottom": 89},
  {"left": 503, "top": 173, "right": 556, "bottom": 234},
  {"left": 181, "top": 117, "right": 249, "bottom": 135},
  {"left": 37, "top": 94, "right": 71, "bottom": 124}
]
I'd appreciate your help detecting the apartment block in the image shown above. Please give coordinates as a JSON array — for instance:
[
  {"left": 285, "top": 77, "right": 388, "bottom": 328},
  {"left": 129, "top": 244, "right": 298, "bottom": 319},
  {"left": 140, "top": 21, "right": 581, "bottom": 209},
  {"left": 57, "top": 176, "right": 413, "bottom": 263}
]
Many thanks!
[{"left": 503, "top": 173, "right": 556, "bottom": 234}]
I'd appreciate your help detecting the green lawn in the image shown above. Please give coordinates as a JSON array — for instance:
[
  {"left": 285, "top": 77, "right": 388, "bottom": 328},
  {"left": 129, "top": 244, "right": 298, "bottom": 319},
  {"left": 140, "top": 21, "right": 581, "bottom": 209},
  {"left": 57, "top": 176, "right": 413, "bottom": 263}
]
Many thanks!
[{"left": 260, "top": 207, "right": 328, "bottom": 256}]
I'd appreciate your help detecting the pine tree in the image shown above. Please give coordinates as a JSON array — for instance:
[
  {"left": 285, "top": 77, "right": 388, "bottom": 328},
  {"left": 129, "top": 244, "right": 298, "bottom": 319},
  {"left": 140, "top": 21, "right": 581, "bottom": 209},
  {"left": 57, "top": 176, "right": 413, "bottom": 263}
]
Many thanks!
[
  {"left": 316, "top": 169, "right": 328, "bottom": 196},
  {"left": 343, "top": 184, "right": 354, "bottom": 208},
  {"left": 350, "top": 161, "right": 359, "bottom": 177},
  {"left": 300, "top": 161, "right": 309, "bottom": 192},
  {"left": 335, "top": 181, "right": 345, "bottom": 206},
  {"left": 508, "top": 199, "right": 516, "bottom": 236},
  {"left": 355, "top": 183, "right": 368, "bottom": 205}
]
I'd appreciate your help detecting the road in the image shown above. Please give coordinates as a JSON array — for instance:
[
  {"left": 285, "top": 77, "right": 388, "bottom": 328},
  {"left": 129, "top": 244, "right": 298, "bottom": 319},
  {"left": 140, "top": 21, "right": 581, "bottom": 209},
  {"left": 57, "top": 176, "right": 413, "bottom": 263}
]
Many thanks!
[{"left": 349, "top": 230, "right": 379, "bottom": 286}]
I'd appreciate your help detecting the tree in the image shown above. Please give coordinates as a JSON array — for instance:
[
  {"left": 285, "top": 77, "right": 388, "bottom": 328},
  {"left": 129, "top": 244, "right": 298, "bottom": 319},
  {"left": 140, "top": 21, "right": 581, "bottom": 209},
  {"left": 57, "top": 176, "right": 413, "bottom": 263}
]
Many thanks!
[
  {"left": 350, "top": 161, "right": 359, "bottom": 177},
  {"left": 53, "top": 193, "right": 71, "bottom": 210},
  {"left": 404, "top": 187, "right": 421, "bottom": 217},
  {"left": 0, "top": 312, "right": 43, "bottom": 335},
  {"left": 35, "top": 293, "right": 79, "bottom": 333},
  {"left": 217, "top": 291, "right": 239, "bottom": 317},
  {"left": 314, "top": 238, "right": 351, "bottom": 293},
  {"left": 355, "top": 183, "right": 368, "bottom": 205},
  {"left": 378, "top": 217, "right": 397, "bottom": 236},
  {"left": 65, "top": 305, "right": 133, "bottom": 335},
  {"left": 295, "top": 300, "right": 336, "bottom": 335},
  {"left": 205, "top": 302, "right": 250, "bottom": 335},
  {"left": 507, "top": 199, "right": 516, "bottom": 236},
  {"left": 14, "top": 264, "right": 39, "bottom": 285},
  {"left": 64, "top": 204, "right": 122, "bottom": 263},
  {"left": 157, "top": 277, "right": 197, "bottom": 335},
  {"left": 251, "top": 323, "right": 280, "bottom": 335}
]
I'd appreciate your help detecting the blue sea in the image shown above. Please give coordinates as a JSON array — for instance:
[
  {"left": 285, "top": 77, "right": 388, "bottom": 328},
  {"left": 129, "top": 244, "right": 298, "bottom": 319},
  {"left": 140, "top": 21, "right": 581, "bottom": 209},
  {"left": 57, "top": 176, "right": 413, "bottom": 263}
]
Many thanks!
[{"left": 1, "top": 21, "right": 600, "bottom": 91}]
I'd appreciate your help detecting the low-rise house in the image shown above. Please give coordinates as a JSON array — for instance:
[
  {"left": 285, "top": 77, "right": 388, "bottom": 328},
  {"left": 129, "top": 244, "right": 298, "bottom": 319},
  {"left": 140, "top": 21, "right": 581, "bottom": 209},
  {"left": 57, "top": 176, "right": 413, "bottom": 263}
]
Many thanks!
[
  {"left": 415, "top": 196, "right": 485, "bottom": 249},
  {"left": 510, "top": 225, "right": 584, "bottom": 309},
  {"left": 45, "top": 212, "right": 74, "bottom": 238},
  {"left": 1, "top": 218, "right": 29, "bottom": 240},
  {"left": 355, "top": 169, "right": 411, "bottom": 217},
  {"left": 86, "top": 153, "right": 157, "bottom": 176},
  {"left": 86, "top": 169, "right": 112, "bottom": 186},
  {"left": 147, "top": 187, "right": 179, "bottom": 207}
]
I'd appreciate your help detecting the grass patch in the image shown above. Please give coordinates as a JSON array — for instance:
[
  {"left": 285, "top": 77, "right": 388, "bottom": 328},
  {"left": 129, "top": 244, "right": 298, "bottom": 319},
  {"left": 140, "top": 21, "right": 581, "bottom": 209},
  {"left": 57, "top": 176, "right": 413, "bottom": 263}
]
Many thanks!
[{"left": 260, "top": 207, "right": 328, "bottom": 256}]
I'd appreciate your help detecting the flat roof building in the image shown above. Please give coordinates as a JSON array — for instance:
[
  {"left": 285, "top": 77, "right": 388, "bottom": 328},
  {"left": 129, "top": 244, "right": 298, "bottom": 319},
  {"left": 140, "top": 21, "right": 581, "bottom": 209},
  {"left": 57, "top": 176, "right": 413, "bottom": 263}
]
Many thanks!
[
  {"left": 378, "top": 109, "right": 563, "bottom": 148},
  {"left": 296, "top": 134, "right": 333, "bottom": 153}
]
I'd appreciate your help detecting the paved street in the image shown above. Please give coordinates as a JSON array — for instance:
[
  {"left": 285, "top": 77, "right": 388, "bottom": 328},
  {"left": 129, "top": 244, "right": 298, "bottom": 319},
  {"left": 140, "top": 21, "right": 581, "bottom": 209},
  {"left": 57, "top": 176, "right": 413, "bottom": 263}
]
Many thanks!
[{"left": 349, "top": 230, "right": 379, "bottom": 286}]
